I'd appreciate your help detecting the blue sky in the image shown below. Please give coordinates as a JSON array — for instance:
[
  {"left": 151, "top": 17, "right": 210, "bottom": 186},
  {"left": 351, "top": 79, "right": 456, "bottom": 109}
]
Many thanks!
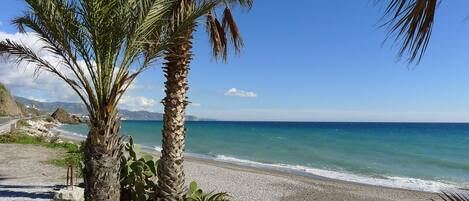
[{"left": 1, "top": 0, "right": 469, "bottom": 122}]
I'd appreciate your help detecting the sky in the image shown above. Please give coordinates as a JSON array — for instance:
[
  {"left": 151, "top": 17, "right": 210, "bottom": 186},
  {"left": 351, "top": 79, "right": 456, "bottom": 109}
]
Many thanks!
[{"left": 1, "top": 0, "right": 469, "bottom": 122}]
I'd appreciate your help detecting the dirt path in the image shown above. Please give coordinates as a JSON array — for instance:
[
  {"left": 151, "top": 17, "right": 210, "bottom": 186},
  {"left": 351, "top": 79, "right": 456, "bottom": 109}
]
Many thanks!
[{"left": 0, "top": 144, "right": 67, "bottom": 201}]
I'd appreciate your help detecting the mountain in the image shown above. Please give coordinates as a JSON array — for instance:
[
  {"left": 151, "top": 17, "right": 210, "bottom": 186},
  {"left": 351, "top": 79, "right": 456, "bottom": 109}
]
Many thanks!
[
  {"left": 15, "top": 96, "right": 87, "bottom": 114},
  {"left": 0, "top": 84, "right": 22, "bottom": 117},
  {"left": 14, "top": 96, "right": 211, "bottom": 121}
]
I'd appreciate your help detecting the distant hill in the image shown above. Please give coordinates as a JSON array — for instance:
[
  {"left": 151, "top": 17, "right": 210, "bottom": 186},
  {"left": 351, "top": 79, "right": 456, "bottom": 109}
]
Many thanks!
[
  {"left": 15, "top": 96, "right": 86, "bottom": 114},
  {"left": 15, "top": 96, "right": 211, "bottom": 121}
]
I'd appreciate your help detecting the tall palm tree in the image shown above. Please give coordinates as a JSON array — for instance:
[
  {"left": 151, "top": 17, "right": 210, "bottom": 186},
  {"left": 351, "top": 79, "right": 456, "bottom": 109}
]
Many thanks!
[
  {"left": 0, "top": 0, "right": 212, "bottom": 200},
  {"left": 157, "top": 0, "right": 252, "bottom": 200}
]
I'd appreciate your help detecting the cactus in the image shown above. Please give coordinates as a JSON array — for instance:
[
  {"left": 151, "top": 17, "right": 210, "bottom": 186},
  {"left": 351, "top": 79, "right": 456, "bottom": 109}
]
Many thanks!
[
  {"left": 119, "top": 136, "right": 230, "bottom": 201},
  {"left": 120, "top": 136, "right": 158, "bottom": 201}
]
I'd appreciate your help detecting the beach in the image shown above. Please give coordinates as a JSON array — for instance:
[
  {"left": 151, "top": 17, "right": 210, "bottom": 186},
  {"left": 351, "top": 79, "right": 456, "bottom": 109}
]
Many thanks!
[
  {"left": 0, "top": 141, "right": 439, "bottom": 201},
  {"left": 57, "top": 134, "right": 440, "bottom": 201},
  {"left": 0, "top": 119, "right": 452, "bottom": 201}
]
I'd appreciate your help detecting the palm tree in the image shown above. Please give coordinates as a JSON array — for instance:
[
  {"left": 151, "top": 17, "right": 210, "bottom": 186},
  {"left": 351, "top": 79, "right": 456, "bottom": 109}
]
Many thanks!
[
  {"left": 157, "top": 0, "right": 252, "bottom": 200},
  {"left": 0, "top": 0, "right": 211, "bottom": 200}
]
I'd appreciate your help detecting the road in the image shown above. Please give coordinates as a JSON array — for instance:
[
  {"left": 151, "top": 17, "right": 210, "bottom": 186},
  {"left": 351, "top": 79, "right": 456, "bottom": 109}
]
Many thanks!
[{"left": 0, "top": 117, "right": 18, "bottom": 134}]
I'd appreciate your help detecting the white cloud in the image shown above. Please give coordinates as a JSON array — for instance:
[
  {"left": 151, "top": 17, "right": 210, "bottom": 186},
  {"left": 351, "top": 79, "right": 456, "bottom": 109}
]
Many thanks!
[
  {"left": 128, "top": 82, "right": 162, "bottom": 93},
  {"left": 0, "top": 32, "right": 80, "bottom": 102},
  {"left": 224, "top": 88, "right": 257, "bottom": 98},
  {"left": 0, "top": 32, "right": 161, "bottom": 114},
  {"left": 119, "top": 95, "right": 158, "bottom": 111}
]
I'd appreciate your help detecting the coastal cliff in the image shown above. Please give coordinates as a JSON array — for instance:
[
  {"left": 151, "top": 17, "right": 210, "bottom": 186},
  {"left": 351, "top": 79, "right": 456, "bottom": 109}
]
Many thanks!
[{"left": 0, "top": 83, "right": 22, "bottom": 117}]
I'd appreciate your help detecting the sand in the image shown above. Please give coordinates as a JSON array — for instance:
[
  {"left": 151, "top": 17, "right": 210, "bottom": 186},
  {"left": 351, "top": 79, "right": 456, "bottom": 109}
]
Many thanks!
[{"left": 0, "top": 144, "right": 67, "bottom": 201}]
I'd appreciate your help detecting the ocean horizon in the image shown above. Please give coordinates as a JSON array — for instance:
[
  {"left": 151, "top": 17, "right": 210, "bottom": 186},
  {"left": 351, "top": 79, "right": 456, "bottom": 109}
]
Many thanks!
[{"left": 57, "top": 120, "right": 469, "bottom": 193}]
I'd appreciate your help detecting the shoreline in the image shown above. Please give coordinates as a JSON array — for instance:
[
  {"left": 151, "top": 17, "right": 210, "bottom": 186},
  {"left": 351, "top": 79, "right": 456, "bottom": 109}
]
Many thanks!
[
  {"left": 53, "top": 126, "right": 465, "bottom": 194},
  {"left": 55, "top": 132, "right": 441, "bottom": 200},
  {"left": 0, "top": 119, "right": 448, "bottom": 200},
  {"left": 54, "top": 128, "right": 446, "bottom": 197}
]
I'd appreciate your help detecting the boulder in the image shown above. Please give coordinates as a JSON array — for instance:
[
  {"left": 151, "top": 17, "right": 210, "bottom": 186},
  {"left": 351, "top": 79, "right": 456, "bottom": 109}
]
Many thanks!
[
  {"left": 54, "top": 187, "right": 84, "bottom": 201},
  {"left": 51, "top": 108, "right": 82, "bottom": 124}
]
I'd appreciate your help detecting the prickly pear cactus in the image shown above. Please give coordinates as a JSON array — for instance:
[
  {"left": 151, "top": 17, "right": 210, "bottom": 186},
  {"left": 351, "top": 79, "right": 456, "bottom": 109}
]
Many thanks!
[{"left": 120, "top": 136, "right": 158, "bottom": 201}]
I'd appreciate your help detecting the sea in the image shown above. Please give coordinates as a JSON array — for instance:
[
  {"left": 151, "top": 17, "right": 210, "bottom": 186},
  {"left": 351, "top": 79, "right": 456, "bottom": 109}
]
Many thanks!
[{"left": 57, "top": 121, "right": 469, "bottom": 192}]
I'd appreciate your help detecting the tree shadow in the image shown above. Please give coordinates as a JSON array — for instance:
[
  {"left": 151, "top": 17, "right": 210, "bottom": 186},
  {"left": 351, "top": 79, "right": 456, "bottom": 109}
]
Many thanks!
[
  {"left": 0, "top": 184, "right": 65, "bottom": 199},
  {"left": 0, "top": 184, "right": 65, "bottom": 189},
  {"left": 0, "top": 190, "right": 54, "bottom": 199}
]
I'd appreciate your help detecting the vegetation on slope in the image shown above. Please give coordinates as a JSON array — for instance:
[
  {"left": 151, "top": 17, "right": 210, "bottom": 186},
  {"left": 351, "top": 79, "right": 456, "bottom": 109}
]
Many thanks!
[{"left": 0, "top": 83, "right": 21, "bottom": 117}]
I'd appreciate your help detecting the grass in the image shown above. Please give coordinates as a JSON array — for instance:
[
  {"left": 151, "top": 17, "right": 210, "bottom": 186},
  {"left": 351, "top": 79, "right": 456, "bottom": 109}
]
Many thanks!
[{"left": 0, "top": 131, "right": 84, "bottom": 176}]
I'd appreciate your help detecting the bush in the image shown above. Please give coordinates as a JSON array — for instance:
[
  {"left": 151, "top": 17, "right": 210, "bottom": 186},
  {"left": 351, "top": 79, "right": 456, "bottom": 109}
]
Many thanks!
[
  {"left": 186, "top": 181, "right": 230, "bottom": 201},
  {"left": 119, "top": 136, "right": 230, "bottom": 201},
  {"left": 0, "top": 131, "right": 41, "bottom": 144},
  {"left": 45, "top": 116, "right": 54, "bottom": 122},
  {"left": 16, "top": 119, "right": 30, "bottom": 128}
]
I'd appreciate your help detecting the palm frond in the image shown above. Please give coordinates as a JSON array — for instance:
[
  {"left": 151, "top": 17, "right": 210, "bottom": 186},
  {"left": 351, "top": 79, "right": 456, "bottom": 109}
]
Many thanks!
[
  {"left": 0, "top": 39, "right": 92, "bottom": 114},
  {"left": 1, "top": 0, "right": 216, "bottom": 123},
  {"left": 222, "top": 7, "right": 243, "bottom": 53},
  {"left": 202, "top": 0, "right": 250, "bottom": 62},
  {"left": 382, "top": 0, "right": 438, "bottom": 64}
]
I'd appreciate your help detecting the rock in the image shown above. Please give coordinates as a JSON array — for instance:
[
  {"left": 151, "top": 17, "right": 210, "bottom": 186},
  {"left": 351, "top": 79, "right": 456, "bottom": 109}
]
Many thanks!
[
  {"left": 24, "top": 119, "right": 57, "bottom": 138},
  {"left": 54, "top": 187, "right": 85, "bottom": 201},
  {"left": 0, "top": 83, "right": 22, "bottom": 117},
  {"left": 52, "top": 108, "right": 82, "bottom": 124}
]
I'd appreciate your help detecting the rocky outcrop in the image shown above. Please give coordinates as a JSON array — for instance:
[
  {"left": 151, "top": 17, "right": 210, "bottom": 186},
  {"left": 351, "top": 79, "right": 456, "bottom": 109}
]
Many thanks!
[
  {"left": 0, "top": 83, "right": 22, "bottom": 117},
  {"left": 51, "top": 108, "right": 82, "bottom": 124},
  {"left": 54, "top": 187, "right": 84, "bottom": 201}
]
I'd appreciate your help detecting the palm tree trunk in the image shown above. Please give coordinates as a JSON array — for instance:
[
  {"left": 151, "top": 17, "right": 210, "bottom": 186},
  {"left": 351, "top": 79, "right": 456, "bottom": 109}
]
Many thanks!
[
  {"left": 84, "top": 115, "right": 122, "bottom": 201},
  {"left": 157, "top": 32, "right": 193, "bottom": 201}
]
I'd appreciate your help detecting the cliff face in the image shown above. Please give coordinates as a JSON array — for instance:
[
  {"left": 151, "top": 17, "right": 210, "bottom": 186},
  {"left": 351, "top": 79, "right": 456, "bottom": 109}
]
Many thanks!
[{"left": 0, "top": 83, "right": 21, "bottom": 117}]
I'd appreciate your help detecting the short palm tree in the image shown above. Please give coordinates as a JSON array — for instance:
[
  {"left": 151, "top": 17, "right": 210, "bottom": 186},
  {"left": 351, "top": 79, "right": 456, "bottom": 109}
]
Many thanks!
[
  {"left": 157, "top": 0, "right": 252, "bottom": 200},
  {"left": 0, "top": 0, "right": 212, "bottom": 200}
]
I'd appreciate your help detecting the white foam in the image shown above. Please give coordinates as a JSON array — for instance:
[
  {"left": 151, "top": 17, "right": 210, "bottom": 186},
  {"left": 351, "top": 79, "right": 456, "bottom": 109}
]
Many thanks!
[
  {"left": 53, "top": 128, "right": 87, "bottom": 139},
  {"left": 214, "top": 155, "right": 461, "bottom": 193},
  {"left": 53, "top": 127, "right": 465, "bottom": 193},
  {"left": 153, "top": 146, "right": 162, "bottom": 152}
]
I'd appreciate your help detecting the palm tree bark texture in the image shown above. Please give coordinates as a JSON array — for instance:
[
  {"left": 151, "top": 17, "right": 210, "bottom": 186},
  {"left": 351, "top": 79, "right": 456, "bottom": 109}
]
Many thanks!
[
  {"left": 158, "top": 29, "right": 194, "bottom": 200},
  {"left": 84, "top": 114, "right": 123, "bottom": 201}
]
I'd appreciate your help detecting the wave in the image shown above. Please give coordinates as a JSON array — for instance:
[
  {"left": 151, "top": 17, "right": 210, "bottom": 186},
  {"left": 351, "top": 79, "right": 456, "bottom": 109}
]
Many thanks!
[
  {"left": 214, "top": 155, "right": 462, "bottom": 193},
  {"left": 53, "top": 128, "right": 87, "bottom": 139},
  {"left": 54, "top": 126, "right": 466, "bottom": 193}
]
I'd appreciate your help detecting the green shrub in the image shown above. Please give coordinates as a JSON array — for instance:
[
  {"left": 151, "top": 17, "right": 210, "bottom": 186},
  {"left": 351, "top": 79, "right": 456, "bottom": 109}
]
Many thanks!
[
  {"left": 186, "top": 181, "right": 230, "bottom": 201},
  {"left": 45, "top": 116, "right": 54, "bottom": 122},
  {"left": 0, "top": 132, "right": 41, "bottom": 144},
  {"left": 16, "top": 119, "right": 30, "bottom": 128}
]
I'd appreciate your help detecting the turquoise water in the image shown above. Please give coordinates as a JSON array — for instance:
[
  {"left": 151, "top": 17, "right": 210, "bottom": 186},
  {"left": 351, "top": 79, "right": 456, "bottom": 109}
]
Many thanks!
[{"left": 58, "top": 121, "right": 469, "bottom": 192}]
